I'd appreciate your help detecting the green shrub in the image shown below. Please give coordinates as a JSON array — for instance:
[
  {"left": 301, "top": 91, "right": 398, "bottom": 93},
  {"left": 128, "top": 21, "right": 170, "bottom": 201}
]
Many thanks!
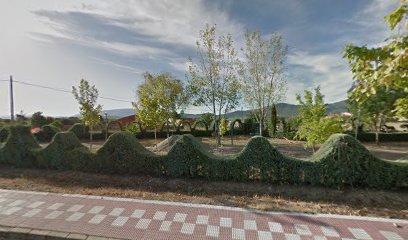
[
  {"left": 34, "top": 124, "right": 60, "bottom": 142},
  {"left": 96, "top": 132, "right": 162, "bottom": 175},
  {"left": 309, "top": 134, "right": 408, "bottom": 188},
  {"left": 0, "top": 126, "right": 406, "bottom": 190},
  {"left": 33, "top": 132, "right": 89, "bottom": 170},
  {"left": 0, "top": 126, "right": 40, "bottom": 167},
  {"left": 0, "top": 128, "right": 8, "bottom": 142},
  {"left": 50, "top": 120, "right": 64, "bottom": 129},
  {"left": 68, "top": 123, "right": 89, "bottom": 139},
  {"left": 346, "top": 132, "right": 408, "bottom": 142}
]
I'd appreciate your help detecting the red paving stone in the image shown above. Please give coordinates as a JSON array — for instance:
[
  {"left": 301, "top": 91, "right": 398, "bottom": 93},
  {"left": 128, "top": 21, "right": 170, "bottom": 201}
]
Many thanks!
[{"left": 0, "top": 189, "right": 407, "bottom": 239}]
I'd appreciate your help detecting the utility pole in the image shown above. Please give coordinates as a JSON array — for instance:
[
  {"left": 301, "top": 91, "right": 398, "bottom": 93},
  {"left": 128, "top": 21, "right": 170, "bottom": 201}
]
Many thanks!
[{"left": 9, "top": 75, "right": 14, "bottom": 122}]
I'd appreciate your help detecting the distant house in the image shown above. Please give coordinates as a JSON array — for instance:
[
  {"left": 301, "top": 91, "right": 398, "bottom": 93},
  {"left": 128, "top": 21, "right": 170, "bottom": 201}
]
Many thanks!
[{"left": 117, "top": 115, "right": 135, "bottom": 126}]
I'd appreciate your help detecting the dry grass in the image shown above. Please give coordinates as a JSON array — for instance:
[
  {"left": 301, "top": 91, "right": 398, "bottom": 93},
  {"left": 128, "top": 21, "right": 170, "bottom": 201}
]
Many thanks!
[{"left": 0, "top": 165, "right": 406, "bottom": 219}]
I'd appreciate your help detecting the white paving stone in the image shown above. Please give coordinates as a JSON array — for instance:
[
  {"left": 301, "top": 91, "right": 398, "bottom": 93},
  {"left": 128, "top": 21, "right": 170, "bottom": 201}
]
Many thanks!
[
  {"left": 232, "top": 228, "right": 246, "bottom": 240},
  {"left": 135, "top": 219, "right": 151, "bottom": 229},
  {"left": 244, "top": 220, "right": 257, "bottom": 230},
  {"left": 159, "top": 221, "right": 172, "bottom": 231},
  {"left": 23, "top": 208, "right": 41, "bottom": 217},
  {"left": 2, "top": 207, "right": 22, "bottom": 215},
  {"left": 153, "top": 211, "right": 167, "bottom": 220},
  {"left": 173, "top": 213, "right": 187, "bottom": 222},
  {"left": 109, "top": 208, "right": 124, "bottom": 216},
  {"left": 88, "top": 214, "right": 107, "bottom": 224},
  {"left": 112, "top": 216, "right": 129, "bottom": 227},
  {"left": 45, "top": 210, "right": 63, "bottom": 219},
  {"left": 27, "top": 201, "right": 45, "bottom": 208},
  {"left": 294, "top": 224, "right": 311, "bottom": 235},
  {"left": 131, "top": 209, "right": 145, "bottom": 218},
  {"left": 268, "top": 222, "right": 284, "bottom": 233},
  {"left": 88, "top": 206, "right": 104, "bottom": 214},
  {"left": 220, "top": 217, "right": 232, "bottom": 227},
  {"left": 67, "top": 204, "right": 84, "bottom": 212},
  {"left": 257, "top": 231, "right": 272, "bottom": 240},
  {"left": 379, "top": 231, "right": 404, "bottom": 240},
  {"left": 313, "top": 236, "right": 327, "bottom": 240},
  {"left": 348, "top": 228, "right": 373, "bottom": 240},
  {"left": 206, "top": 225, "right": 219, "bottom": 237},
  {"left": 48, "top": 203, "right": 64, "bottom": 210},
  {"left": 285, "top": 233, "right": 301, "bottom": 240},
  {"left": 321, "top": 226, "right": 339, "bottom": 237},
  {"left": 66, "top": 212, "right": 85, "bottom": 222},
  {"left": 8, "top": 200, "right": 25, "bottom": 207},
  {"left": 181, "top": 223, "right": 195, "bottom": 235},
  {"left": 196, "top": 215, "right": 209, "bottom": 225}
]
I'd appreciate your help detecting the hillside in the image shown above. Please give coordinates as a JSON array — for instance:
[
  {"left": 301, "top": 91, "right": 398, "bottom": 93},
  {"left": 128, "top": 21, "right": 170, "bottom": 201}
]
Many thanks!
[{"left": 98, "top": 100, "right": 347, "bottom": 119}]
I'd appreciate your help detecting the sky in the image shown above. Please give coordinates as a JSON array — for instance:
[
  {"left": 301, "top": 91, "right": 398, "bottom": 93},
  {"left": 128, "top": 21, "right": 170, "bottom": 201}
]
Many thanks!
[{"left": 0, "top": 0, "right": 400, "bottom": 117}]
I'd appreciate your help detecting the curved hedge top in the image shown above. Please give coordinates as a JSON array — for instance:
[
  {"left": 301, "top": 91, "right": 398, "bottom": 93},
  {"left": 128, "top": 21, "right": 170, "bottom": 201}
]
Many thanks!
[{"left": 0, "top": 125, "right": 407, "bottom": 189}]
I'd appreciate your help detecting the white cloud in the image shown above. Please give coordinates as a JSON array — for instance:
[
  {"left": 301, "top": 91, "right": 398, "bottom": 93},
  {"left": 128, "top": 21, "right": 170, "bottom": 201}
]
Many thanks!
[{"left": 287, "top": 50, "right": 352, "bottom": 103}]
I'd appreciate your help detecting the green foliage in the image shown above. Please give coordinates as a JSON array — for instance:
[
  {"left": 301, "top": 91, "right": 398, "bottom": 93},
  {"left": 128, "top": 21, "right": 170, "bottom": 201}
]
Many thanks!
[
  {"left": 309, "top": 134, "right": 408, "bottom": 188},
  {"left": 239, "top": 31, "right": 287, "bottom": 135},
  {"left": 296, "top": 87, "right": 343, "bottom": 151},
  {"left": 269, "top": 104, "right": 277, "bottom": 136},
  {"left": 31, "top": 111, "right": 48, "bottom": 127},
  {"left": 33, "top": 124, "right": 61, "bottom": 142},
  {"left": 33, "top": 132, "right": 89, "bottom": 169},
  {"left": 68, "top": 123, "right": 89, "bottom": 139},
  {"left": 72, "top": 79, "right": 102, "bottom": 149},
  {"left": 219, "top": 118, "right": 228, "bottom": 137},
  {"left": 0, "top": 128, "right": 8, "bottom": 142},
  {"left": 1, "top": 126, "right": 407, "bottom": 189},
  {"left": 50, "top": 120, "right": 64, "bottom": 129},
  {"left": 188, "top": 24, "right": 240, "bottom": 145},
  {"left": 343, "top": 0, "right": 408, "bottom": 116},
  {"left": 0, "top": 126, "right": 40, "bottom": 167},
  {"left": 198, "top": 113, "right": 213, "bottom": 130},
  {"left": 96, "top": 132, "right": 162, "bottom": 175}
]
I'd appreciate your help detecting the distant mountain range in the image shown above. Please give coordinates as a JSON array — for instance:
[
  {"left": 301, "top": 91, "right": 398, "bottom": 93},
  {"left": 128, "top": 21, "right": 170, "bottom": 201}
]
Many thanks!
[{"left": 96, "top": 100, "right": 347, "bottom": 119}]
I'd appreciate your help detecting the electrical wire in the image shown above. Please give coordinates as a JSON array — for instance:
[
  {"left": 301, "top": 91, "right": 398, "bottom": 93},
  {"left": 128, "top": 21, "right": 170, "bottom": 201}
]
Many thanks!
[{"left": 11, "top": 80, "right": 132, "bottom": 103}]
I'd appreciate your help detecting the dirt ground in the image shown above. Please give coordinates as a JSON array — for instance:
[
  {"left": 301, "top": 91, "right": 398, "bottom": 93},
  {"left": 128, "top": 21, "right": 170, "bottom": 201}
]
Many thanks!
[
  {"left": 75, "top": 135, "right": 408, "bottom": 160},
  {"left": 0, "top": 166, "right": 406, "bottom": 219}
]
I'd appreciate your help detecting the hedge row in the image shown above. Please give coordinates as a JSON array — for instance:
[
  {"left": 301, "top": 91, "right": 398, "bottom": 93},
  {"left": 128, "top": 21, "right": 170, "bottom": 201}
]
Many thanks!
[
  {"left": 346, "top": 131, "right": 408, "bottom": 142},
  {"left": 0, "top": 125, "right": 407, "bottom": 189}
]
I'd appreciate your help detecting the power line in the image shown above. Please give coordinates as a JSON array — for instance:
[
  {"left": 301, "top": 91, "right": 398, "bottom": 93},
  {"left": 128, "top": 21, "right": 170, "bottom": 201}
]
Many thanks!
[{"left": 12, "top": 80, "right": 133, "bottom": 103}]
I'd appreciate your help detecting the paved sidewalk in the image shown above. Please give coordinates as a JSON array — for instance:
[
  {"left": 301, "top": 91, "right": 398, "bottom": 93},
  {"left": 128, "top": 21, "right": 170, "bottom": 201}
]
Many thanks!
[{"left": 0, "top": 189, "right": 406, "bottom": 240}]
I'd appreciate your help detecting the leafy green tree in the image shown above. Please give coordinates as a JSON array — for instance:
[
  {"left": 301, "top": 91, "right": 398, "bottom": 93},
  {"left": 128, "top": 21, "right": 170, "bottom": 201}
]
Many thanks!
[
  {"left": 219, "top": 118, "right": 228, "bottom": 144},
  {"left": 143, "top": 72, "right": 187, "bottom": 138},
  {"left": 239, "top": 31, "right": 287, "bottom": 136},
  {"left": 199, "top": 113, "right": 213, "bottom": 131},
  {"left": 343, "top": 0, "right": 408, "bottom": 117},
  {"left": 295, "top": 87, "right": 343, "bottom": 152},
  {"left": 134, "top": 72, "right": 186, "bottom": 147},
  {"left": 31, "top": 112, "right": 47, "bottom": 127},
  {"left": 188, "top": 24, "right": 240, "bottom": 146},
  {"left": 72, "top": 79, "right": 102, "bottom": 150},
  {"left": 348, "top": 86, "right": 404, "bottom": 143},
  {"left": 269, "top": 103, "right": 277, "bottom": 136}
]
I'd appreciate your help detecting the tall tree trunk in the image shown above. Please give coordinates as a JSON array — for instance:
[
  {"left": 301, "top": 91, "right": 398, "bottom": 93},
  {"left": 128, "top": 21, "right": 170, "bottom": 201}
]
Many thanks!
[{"left": 259, "top": 118, "right": 263, "bottom": 136}]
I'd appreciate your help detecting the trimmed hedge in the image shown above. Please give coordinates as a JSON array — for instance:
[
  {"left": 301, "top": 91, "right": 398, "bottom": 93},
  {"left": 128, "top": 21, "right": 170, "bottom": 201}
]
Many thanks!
[
  {"left": 68, "top": 123, "right": 90, "bottom": 139},
  {"left": 0, "top": 126, "right": 407, "bottom": 189},
  {"left": 346, "top": 131, "right": 408, "bottom": 142},
  {"left": 34, "top": 124, "right": 61, "bottom": 142},
  {"left": 0, "top": 128, "right": 8, "bottom": 142}
]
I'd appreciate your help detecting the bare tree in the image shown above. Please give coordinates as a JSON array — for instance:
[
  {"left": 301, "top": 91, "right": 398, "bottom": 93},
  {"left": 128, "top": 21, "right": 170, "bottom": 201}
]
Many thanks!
[
  {"left": 188, "top": 24, "right": 240, "bottom": 146},
  {"left": 239, "top": 31, "right": 287, "bottom": 136}
]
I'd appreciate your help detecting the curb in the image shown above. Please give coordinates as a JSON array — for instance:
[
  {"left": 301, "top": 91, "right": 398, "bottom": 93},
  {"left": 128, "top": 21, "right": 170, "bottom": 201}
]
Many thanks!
[{"left": 0, "top": 225, "right": 122, "bottom": 240}]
